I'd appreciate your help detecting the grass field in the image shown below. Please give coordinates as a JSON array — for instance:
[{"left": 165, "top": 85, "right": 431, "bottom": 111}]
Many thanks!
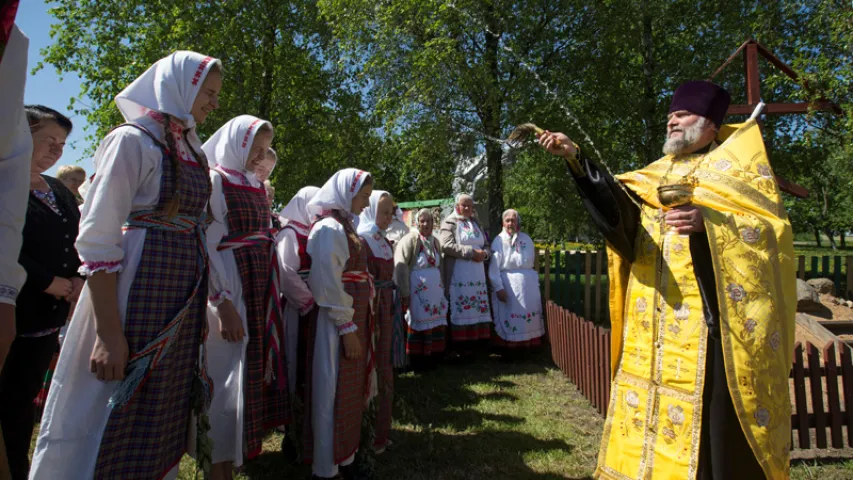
[{"left": 162, "top": 351, "right": 853, "bottom": 479}]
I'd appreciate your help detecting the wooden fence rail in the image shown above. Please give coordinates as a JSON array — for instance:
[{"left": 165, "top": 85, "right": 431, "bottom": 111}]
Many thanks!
[{"left": 546, "top": 300, "right": 853, "bottom": 452}]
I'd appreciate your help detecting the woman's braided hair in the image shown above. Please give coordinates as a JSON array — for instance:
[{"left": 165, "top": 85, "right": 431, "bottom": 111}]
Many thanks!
[
  {"left": 158, "top": 114, "right": 212, "bottom": 218},
  {"left": 330, "top": 173, "right": 373, "bottom": 251}
]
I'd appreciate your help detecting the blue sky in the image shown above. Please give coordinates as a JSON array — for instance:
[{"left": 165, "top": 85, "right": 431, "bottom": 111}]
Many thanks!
[{"left": 17, "top": 0, "right": 94, "bottom": 177}]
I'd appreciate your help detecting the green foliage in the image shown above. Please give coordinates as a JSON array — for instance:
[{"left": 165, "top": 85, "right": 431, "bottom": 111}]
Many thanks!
[{"left": 38, "top": 0, "right": 853, "bottom": 240}]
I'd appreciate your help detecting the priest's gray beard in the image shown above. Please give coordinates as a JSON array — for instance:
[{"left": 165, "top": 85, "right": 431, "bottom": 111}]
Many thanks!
[{"left": 663, "top": 117, "right": 709, "bottom": 155}]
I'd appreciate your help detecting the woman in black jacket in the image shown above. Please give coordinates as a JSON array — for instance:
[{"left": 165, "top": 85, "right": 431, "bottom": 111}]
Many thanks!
[{"left": 0, "top": 105, "right": 81, "bottom": 479}]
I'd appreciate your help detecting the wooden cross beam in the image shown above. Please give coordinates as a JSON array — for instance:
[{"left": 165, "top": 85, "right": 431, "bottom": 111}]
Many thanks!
[{"left": 709, "top": 39, "right": 842, "bottom": 199}]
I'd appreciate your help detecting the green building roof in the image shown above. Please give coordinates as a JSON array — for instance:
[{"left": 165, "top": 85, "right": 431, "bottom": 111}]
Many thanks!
[{"left": 396, "top": 198, "right": 454, "bottom": 209}]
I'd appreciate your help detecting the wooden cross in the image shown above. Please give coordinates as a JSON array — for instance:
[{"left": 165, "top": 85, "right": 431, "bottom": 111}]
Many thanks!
[{"left": 709, "top": 39, "right": 842, "bottom": 198}]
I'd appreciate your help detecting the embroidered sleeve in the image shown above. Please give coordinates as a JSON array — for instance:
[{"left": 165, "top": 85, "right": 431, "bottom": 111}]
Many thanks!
[
  {"left": 75, "top": 128, "right": 158, "bottom": 275},
  {"left": 276, "top": 228, "right": 314, "bottom": 311},
  {"left": 205, "top": 173, "right": 234, "bottom": 303},
  {"left": 307, "top": 220, "right": 356, "bottom": 334}
]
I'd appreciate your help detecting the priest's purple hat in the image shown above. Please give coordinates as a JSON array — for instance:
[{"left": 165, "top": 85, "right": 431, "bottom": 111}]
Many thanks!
[{"left": 669, "top": 81, "right": 731, "bottom": 127}]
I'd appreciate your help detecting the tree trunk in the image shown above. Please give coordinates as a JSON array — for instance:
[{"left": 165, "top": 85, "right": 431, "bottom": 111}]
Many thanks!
[
  {"left": 814, "top": 227, "right": 822, "bottom": 247},
  {"left": 482, "top": 5, "right": 504, "bottom": 238},
  {"left": 825, "top": 228, "right": 838, "bottom": 250},
  {"left": 841, "top": 233, "right": 847, "bottom": 249},
  {"left": 640, "top": 0, "right": 656, "bottom": 166}
]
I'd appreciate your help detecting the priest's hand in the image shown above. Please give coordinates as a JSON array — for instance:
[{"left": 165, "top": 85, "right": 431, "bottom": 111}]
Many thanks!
[
  {"left": 537, "top": 131, "right": 578, "bottom": 158},
  {"left": 471, "top": 249, "right": 486, "bottom": 262},
  {"left": 496, "top": 290, "right": 508, "bottom": 303},
  {"left": 664, "top": 206, "right": 705, "bottom": 234}
]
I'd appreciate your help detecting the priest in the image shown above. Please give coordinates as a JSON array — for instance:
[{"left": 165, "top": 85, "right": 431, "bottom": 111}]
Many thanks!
[{"left": 539, "top": 80, "right": 795, "bottom": 480}]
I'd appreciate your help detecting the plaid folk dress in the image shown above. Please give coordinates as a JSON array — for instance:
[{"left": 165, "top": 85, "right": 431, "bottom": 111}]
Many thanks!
[
  {"left": 302, "top": 216, "right": 371, "bottom": 465},
  {"left": 94, "top": 124, "right": 211, "bottom": 479},
  {"left": 215, "top": 173, "right": 289, "bottom": 458},
  {"left": 365, "top": 236, "right": 395, "bottom": 451}
]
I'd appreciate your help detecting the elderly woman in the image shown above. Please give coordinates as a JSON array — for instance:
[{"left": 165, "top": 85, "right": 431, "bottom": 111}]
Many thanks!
[
  {"left": 56, "top": 165, "right": 86, "bottom": 205},
  {"left": 394, "top": 209, "right": 448, "bottom": 370},
  {"left": 1, "top": 105, "right": 81, "bottom": 479},
  {"left": 440, "top": 194, "right": 491, "bottom": 357},
  {"left": 488, "top": 209, "right": 544, "bottom": 351}
]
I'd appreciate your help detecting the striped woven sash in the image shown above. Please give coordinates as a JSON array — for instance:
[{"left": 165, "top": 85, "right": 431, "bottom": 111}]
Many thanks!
[
  {"left": 109, "top": 210, "right": 212, "bottom": 411},
  {"left": 218, "top": 229, "right": 288, "bottom": 391}
]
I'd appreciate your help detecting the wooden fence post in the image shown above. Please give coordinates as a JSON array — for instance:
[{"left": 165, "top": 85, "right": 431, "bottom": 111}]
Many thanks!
[
  {"left": 824, "top": 342, "right": 843, "bottom": 448},
  {"left": 798, "top": 256, "right": 806, "bottom": 280},
  {"left": 792, "top": 342, "right": 809, "bottom": 449},
  {"left": 584, "top": 252, "right": 592, "bottom": 321},
  {"left": 833, "top": 256, "right": 842, "bottom": 297},
  {"left": 595, "top": 250, "right": 604, "bottom": 323},
  {"left": 847, "top": 256, "right": 853, "bottom": 299},
  {"left": 840, "top": 343, "right": 853, "bottom": 447},
  {"left": 544, "top": 249, "right": 551, "bottom": 306},
  {"left": 808, "top": 342, "right": 828, "bottom": 448}
]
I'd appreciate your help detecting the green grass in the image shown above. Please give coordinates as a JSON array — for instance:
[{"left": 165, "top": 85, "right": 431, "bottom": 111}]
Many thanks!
[
  {"left": 793, "top": 245, "right": 853, "bottom": 257},
  {"left": 29, "top": 350, "right": 853, "bottom": 479},
  {"left": 177, "top": 352, "right": 603, "bottom": 479}
]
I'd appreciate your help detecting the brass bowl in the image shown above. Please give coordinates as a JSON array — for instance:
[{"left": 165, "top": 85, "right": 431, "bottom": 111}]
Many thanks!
[{"left": 658, "top": 183, "right": 694, "bottom": 208}]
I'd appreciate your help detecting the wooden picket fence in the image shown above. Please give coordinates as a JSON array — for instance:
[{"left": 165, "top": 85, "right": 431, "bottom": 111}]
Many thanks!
[
  {"left": 546, "top": 300, "right": 853, "bottom": 452},
  {"left": 538, "top": 249, "right": 853, "bottom": 324},
  {"left": 790, "top": 341, "right": 853, "bottom": 450},
  {"left": 545, "top": 301, "right": 611, "bottom": 415}
]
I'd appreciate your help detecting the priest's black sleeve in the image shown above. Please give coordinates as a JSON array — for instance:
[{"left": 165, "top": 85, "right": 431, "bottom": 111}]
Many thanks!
[{"left": 566, "top": 153, "right": 641, "bottom": 261}]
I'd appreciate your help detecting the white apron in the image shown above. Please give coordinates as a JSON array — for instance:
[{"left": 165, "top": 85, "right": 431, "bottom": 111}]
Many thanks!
[
  {"left": 448, "top": 219, "right": 491, "bottom": 326},
  {"left": 488, "top": 232, "right": 544, "bottom": 342},
  {"left": 405, "top": 241, "right": 447, "bottom": 331},
  {"left": 490, "top": 269, "right": 544, "bottom": 342}
]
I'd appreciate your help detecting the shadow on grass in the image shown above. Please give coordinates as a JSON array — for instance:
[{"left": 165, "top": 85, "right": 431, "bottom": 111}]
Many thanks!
[{"left": 239, "top": 348, "right": 596, "bottom": 479}]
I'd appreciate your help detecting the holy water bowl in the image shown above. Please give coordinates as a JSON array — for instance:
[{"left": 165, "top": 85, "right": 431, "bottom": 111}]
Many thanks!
[{"left": 658, "top": 183, "right": 694, "bottom": 208}]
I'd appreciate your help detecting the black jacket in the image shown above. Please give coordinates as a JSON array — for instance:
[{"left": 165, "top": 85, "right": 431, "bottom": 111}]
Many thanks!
[{"left": 16, "top": 175, "right": 82, "bottom": 334}]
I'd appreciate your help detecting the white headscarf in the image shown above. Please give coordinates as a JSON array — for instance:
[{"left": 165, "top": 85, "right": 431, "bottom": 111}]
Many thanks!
[
  {"left": 202, "top": 115, "right": 272, "bottom": 186},
  {"left": 115, "top": 51, "right": 221, "bottom": 128},
  {"left": 358, "top": 190, "right": 393, "bottom": 259},
  {"left": 306, "top": 168, "right": 371, "bottom": 217},
  {"left": 357, "top": 190, "right": 390, "bottom": 236},
  {"left": 279, "top": 186, "right": 320, "bottom": 234},
  {"left": 500, "top": 208, "right": 521, "bottom": 247}
]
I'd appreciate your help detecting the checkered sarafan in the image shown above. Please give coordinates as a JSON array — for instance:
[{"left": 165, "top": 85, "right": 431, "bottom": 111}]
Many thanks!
[{"left": 95, "top": 125, "right": 210, "bottom": 479}]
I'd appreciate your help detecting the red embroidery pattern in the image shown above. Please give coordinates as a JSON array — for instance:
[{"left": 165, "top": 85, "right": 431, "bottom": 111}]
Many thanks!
[
  {"left": 349, "top": 170, "right": 365, "bottom": 193},
  {"left": 191, "top": 56, "right": 213, "bottom": 86},
  {"left": 241, "top": 119, "right": 263, "bottom": 148}
]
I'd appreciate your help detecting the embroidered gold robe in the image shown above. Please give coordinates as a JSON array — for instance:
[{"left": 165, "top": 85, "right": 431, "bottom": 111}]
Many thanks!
[{"left": 595, "top": 120, "right": 796, "bottom": 480}]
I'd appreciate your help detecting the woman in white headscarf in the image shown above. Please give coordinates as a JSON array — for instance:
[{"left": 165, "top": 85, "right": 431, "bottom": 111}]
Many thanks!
[
  {"left": 487, "top": 209, "right": 544, "bottom": 352},
  {"left": 273, "top": 185, "right": 319, "bottom": 453},
  {"left": 303, "top": 168, "right": 374, "bottom": 480},
  {"left": 201, "top": 115, "right": 280, "bottom": 477},
  {"left": 30, "top": 51, "right": 222, "bottom": 480},
  {"left": 394, "top": 208, "right": 448, "bottom": 369},
  {"left": 439, "top": 193, "right": 492, "bottom": 358},
  {"left": 385, "top": 204, "right": 410, "bottom": 245},
  {"left": 357, "top": 190, "right": 396, "bottom": 453}
]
